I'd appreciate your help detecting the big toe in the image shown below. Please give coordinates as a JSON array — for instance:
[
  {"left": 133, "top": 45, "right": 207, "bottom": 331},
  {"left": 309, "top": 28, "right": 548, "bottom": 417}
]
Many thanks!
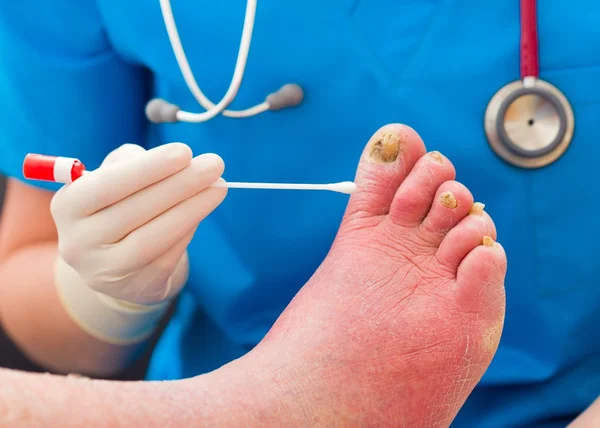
[{"left": 344, "top": 124, "right": 427, "bottom": 220}]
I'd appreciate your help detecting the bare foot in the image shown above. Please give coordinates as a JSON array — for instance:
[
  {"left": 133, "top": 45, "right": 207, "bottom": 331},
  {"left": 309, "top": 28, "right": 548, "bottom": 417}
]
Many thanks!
[
  {"left": 157, "top": 124, "right": 507, "bottom": 427},
  {"left": 267, "top": 124, "right": 506, "bottom": 425}
]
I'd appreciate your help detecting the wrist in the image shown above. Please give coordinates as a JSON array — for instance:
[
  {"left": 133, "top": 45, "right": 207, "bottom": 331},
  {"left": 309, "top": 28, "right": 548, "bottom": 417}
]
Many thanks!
[{"left": 54, "top": 256, "right": 176, "bottom": 346}]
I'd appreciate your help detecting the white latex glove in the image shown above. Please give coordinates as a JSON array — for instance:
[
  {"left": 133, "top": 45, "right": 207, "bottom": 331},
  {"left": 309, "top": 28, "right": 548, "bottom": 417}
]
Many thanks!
[{"left": 51, "top": 143, "right": 227, "bottom": 343}]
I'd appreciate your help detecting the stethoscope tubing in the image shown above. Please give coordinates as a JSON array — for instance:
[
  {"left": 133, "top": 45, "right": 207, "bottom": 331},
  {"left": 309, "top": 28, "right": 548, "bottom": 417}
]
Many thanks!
[
  {"left": 147, "top": 0, "right": 303, "bottom": 124},
  {"left": 520, "top": 0, "right": 539, "bottom": 80}
]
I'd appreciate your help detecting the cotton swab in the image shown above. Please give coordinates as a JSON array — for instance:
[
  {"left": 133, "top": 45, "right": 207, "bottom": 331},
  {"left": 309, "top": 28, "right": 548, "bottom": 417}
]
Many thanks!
[
  {"left": 211, "top": 181, "right": 356, "bottom": 194},
  {"left": 22, "top": 154, "right": 357, "bottom": 195}
]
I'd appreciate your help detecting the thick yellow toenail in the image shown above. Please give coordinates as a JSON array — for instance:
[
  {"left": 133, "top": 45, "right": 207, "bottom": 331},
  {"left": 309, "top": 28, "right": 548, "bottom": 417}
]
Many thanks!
[
  {"left": 439, "top": 191, "right": 458, "bottom": 209},
  {"left": 428, "top": 151, "right": 443, "bottom": 163},
  {"left": 483, "top": 236, "right": 495, "bottom": 247},
  {"left": 369, "top": 132, "right": 401, "bottom": 163},
  {"left": 470, "top": 202, "right": 485, "bottom": 215}
]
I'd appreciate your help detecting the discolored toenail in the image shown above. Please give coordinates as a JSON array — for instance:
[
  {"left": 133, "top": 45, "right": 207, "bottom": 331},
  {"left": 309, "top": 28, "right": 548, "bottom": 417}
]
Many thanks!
[
  {"left": 369, "top": 132, "right": 401, "bottom": 163},
  {"left": 483, "top": 236, "right": 495, "bottom": 247},
  {"left": 439, "top": 191, "right": 458, "bottom": 209},
  {"left": 428, "top": 151, "right": 444, "bottom": 163},
  {"left": 469, "top": 202, "right": 485, "bottom": 216}
]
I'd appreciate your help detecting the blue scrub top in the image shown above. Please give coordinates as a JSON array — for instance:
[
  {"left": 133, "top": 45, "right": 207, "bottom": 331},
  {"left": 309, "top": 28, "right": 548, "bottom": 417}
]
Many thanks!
[{"left": 0, "top": 1, "right": 599, "bottom": 426}]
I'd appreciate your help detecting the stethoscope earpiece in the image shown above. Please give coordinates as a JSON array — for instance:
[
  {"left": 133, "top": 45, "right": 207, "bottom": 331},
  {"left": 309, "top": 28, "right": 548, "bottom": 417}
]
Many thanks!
[
  {"left": 145, "top": 99, "right": 180, "bottom": 124},
  {"left": 266, "top": 84, "right": 305, "bottom": 111}
]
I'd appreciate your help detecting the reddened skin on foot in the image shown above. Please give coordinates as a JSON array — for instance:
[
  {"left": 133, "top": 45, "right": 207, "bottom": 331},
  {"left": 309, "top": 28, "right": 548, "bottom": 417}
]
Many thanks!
[{"left": 260, "top": 124, "right": 506, "bottom": 427}]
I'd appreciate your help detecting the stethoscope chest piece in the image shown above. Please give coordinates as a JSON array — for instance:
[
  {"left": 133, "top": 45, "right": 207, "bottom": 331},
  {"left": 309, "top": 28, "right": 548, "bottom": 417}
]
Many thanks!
[{"left": 485, "top": 79, "right": 574, "bottom": 169}]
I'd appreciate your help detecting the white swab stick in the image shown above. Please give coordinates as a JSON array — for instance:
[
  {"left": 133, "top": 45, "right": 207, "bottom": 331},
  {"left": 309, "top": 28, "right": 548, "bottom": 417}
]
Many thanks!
[
  {"left": 211, "top": 181, "right": 357, "bottom": 194},
  {"left": 21, "top": 155, "right": 357, "bottom": 195}
]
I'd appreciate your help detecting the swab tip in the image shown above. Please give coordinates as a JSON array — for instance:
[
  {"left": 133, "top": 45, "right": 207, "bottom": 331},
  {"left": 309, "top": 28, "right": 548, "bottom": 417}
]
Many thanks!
[{"left": 331, "top": 181, "right": 357, "bottom": 194}]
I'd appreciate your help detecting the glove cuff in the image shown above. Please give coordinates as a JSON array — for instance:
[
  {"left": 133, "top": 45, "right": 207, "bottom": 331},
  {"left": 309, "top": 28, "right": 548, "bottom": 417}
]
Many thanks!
[{"left": 54, "top": 257, "right": 171, "bottom": 346}]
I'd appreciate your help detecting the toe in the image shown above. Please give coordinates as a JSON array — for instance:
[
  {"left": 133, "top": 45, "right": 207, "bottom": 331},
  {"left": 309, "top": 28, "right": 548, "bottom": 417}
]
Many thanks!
[
  {"left": 435, "top": 208, "right": 497, "bottom": 272},
  {"left": 457, "top": 240, "right": 507, "bottom": 289},
  {"left": 455, "top": 241, "right": 507, "bottom": 357},
  {"left": 456, "top": 240, "right": 507, "bottom": 326},
  {"left": 388, "top": 151, "right": 456, "bottom": 226},
  {"left": 418, "top": 181, "right": 474, "bottom": 246},
  {"left": 345, "top": 124, "right": 427, "bottom": 219}
]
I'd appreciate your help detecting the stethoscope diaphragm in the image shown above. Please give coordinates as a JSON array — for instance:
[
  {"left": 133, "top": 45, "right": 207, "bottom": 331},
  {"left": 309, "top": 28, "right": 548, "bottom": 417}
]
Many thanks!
[{"left": 484, "top": 78, "right": 574, "bottom": 168}]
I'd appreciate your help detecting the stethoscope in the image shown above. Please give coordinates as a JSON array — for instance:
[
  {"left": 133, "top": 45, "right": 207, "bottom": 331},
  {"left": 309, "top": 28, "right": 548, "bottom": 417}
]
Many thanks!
[
  {"left": 146, "top": 0, "right": 574, "bottom": 169},
  {"left": 484, "top": 0, "right": 574, "bottom": 168},
  {"left": 145, "top": 0, "right": 304, "bottom": 124}
]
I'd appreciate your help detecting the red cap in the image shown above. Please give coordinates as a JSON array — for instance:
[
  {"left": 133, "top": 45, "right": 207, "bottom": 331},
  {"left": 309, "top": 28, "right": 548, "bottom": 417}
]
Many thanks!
[{"left": 22, "top": 154, "right": 86, "bottom": 183}]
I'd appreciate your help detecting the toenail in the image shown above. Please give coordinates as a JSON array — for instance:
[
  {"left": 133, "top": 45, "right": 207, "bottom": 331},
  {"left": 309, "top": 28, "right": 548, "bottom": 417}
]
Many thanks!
[
  {"left": 469, "top": 202, "right": 485, "bottom": 216},
  {"left": 483, "top": 236, "right": 495, "bottom": 247},
  {"left": 428, "top": 151, "right": 444, "bottom": 163},
  {"left": 439, "top": 191, "right": 458, "bottom": 209},
  {"left": 369, "top": 132, "right": 401, "bottom": 163}
]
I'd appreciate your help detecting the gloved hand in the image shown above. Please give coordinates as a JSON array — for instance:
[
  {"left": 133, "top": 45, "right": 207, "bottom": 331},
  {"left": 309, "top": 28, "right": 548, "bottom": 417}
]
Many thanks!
[{"left": 50, "top": 143, "right": 226, "bottom": 343}]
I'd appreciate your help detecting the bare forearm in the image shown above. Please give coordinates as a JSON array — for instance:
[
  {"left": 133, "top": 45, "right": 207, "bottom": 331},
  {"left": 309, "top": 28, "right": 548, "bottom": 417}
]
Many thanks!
[
  {"left": 0, "top": 348, "right": 297, "bottom": 428},
  {"left": 0, "top": 243, "right": 143, "bottom": 376},
  {"left": 569, "top": 395, "right": 600, "bottom": 427},
  {"left": 0, "top": 368, "right": 188, "bottom": 427}
]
